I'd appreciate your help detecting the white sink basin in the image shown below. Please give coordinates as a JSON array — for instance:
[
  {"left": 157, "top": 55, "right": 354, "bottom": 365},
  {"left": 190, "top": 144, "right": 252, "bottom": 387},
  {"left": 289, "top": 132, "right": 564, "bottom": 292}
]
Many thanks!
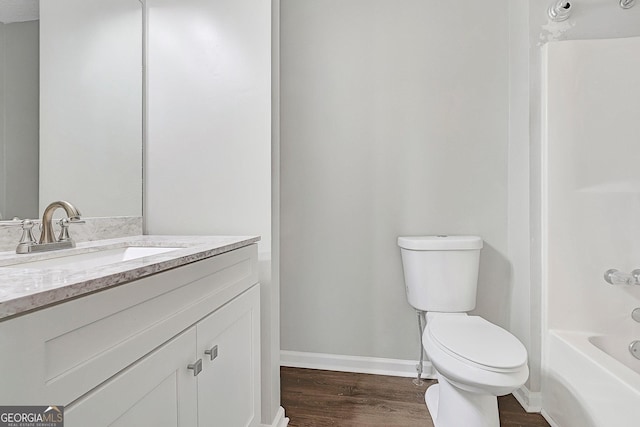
[{"left": 11, "top": 246, "right": 182, "bottom": 270}]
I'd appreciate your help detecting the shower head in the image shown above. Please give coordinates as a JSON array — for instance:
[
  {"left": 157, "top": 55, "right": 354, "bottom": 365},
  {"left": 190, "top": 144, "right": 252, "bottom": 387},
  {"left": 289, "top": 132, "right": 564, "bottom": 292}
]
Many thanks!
[{"left": 548, "top": 1, "right": 572, "bottom": 22}]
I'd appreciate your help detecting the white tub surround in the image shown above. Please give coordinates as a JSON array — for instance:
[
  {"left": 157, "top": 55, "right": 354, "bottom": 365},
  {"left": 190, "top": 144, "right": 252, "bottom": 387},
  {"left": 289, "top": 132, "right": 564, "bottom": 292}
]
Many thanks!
[
  {"left": 0, "top": 236, "right": 262, "bottom": 426},
  {"left": 0, "top": 234, "right": 259, "bottom": 319},
  {"left": 541, "top": 36, "right": 640, "bottom": 427}
]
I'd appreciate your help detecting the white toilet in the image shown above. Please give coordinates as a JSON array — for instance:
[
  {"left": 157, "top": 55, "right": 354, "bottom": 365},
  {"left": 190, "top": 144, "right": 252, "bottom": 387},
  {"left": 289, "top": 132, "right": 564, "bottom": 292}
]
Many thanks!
[{"left": 398, "top": 235, "right": 528, "bottom": 427}]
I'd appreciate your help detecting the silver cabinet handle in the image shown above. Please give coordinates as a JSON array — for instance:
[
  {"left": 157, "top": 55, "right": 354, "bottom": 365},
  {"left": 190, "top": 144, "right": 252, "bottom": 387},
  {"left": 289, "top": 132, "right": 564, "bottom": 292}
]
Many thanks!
[
  {"left": 187, "top": 359, "right": 203, "bottom": 376},
  {"left": 204, "top": 345, "right": 218, "bottom": 361}
]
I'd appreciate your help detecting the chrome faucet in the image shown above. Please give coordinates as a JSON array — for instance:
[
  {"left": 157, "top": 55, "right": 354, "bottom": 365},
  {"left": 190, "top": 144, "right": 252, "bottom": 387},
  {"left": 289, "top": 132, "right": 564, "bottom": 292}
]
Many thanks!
[
  {"left": 3, "top": 200, "right": 85, "bottom": 254},
  {"left": 39, "top": 200, "right": 82, "bottom": 244}
]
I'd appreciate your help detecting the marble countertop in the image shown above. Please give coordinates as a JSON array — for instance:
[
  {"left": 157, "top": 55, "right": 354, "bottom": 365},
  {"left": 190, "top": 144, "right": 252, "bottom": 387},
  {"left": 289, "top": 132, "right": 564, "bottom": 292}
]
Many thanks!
[{"left": 0, "top": 235, "right": 260, "bottom": 320}]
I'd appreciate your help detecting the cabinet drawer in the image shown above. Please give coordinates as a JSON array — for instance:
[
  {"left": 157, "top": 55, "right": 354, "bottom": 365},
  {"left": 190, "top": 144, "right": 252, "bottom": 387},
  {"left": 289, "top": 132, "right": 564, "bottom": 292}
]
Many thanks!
[{"left": 0, "top": 245, "right": 257, "bottom": 405}]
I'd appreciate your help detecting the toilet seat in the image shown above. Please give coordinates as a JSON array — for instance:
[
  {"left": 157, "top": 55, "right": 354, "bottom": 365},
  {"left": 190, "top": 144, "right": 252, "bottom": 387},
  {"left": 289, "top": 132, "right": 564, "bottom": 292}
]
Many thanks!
[{"left": 426, "top": 315, "right": 527, "bottom": 373}]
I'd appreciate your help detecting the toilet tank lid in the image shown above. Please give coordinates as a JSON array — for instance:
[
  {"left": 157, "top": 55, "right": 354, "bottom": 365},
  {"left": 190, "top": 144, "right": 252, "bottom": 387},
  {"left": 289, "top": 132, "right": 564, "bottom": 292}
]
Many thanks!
[{"left": 397, "top": 235, "right": 483, "bottom": 250}]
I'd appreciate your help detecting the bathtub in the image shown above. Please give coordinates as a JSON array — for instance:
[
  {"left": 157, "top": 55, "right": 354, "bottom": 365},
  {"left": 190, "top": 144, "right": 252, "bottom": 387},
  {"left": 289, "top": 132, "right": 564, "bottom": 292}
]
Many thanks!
[
  {"left": 543, "top": 330, "right": 640, "bottom": 427},
  {"left": 589, "top": 334, "right": 640, "bottom": 376}
]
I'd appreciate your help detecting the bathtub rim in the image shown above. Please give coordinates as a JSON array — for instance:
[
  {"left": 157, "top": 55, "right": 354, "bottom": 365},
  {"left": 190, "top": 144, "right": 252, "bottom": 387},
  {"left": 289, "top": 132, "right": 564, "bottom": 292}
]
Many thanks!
[
  {"left": 549, "top": 330, "right": 640, "bottom": 390},
  {"left": 542, "top": 329, "right": 640, "bottom": 427}
]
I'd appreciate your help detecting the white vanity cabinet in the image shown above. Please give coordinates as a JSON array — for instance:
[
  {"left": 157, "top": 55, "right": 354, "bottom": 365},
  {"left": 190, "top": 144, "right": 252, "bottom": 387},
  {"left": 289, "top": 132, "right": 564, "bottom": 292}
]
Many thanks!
[
  {"left": 0, "top": 244, "right": 260, "bottom": 427},
  {"left": 66, "top": 327, "right": 199, "bottom": 426}
]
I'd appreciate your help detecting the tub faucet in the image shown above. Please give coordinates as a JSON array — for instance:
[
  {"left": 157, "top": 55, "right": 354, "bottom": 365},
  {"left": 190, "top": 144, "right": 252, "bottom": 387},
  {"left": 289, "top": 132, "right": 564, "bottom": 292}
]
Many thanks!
[{"left": 604, "top": 269, "right": 640, "bottom": 286}]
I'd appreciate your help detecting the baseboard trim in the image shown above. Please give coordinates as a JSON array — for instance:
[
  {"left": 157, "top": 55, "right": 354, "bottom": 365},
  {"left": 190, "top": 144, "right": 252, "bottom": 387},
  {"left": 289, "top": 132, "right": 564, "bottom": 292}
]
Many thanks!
[
  {"left": 512, "top": 385, "right": 542, "bottom": 413},
  {"left": 280, "top": 350, "right": 436, "bottom": 379},
  {"left": 262, "top": 406, "right": 288, "bottom": 427},
  {"left": 540, "top": 409, "right": 559, "bottom": 427}
]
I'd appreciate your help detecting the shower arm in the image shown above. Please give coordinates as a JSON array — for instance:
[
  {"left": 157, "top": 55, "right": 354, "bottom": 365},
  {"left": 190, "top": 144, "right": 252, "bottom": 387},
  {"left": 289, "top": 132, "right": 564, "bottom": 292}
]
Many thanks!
[{"left": 548, "top": 1, "right": 572, "bottom": 22}]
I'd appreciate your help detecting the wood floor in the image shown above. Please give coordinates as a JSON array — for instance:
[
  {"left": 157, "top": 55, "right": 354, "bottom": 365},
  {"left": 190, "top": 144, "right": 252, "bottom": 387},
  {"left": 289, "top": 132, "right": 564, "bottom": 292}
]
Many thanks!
[{"left": 281, "top": 367, "right": 550, "bottom": 427}]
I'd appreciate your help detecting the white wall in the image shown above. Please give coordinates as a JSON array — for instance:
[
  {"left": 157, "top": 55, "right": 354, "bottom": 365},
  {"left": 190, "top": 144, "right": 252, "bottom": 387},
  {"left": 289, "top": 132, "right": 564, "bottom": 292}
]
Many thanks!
[
  {"left": 507, "top": 0, "right": 534, "bottom": 397},
  {"left": 39, "top": 0, "right": 142, "bottom": 217},
  {"left": 0, "top": 20, "right": 39, "bottom": 220},
  {"left": 144, "top": 0, "right": 277, "bottom": 423},
  {"left": 507, "top": 0, "right": 640, "bottom": 398},
  {"left": 280, "top": 0, "right": 510, "bottom": 362},
  {"left": 271, "top": 0, "right": 282, "bottom": 421}
]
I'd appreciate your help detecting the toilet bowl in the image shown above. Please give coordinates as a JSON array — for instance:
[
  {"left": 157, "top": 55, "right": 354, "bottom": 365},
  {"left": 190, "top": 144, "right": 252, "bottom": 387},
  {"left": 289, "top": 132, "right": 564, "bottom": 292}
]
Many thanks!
[
  {"left": 397, "top": 235, "right": 529, "bottom": 427},
  {"left": 422, "top": 313, "right": 528, "bottom": 427}
]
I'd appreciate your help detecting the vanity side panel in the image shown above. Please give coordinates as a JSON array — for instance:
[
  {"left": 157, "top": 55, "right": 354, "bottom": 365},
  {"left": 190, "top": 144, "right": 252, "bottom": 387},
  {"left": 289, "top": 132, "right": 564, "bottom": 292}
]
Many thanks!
[{"left": 0, "top": 244, "right": 258, "bottom": 406}]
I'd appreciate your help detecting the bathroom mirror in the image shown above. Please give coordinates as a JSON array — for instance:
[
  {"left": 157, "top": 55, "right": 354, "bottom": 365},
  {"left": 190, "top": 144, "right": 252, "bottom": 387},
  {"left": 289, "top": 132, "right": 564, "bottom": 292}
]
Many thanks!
[{"left": 0, "top": 0, "right": 143, "bottom": 221}]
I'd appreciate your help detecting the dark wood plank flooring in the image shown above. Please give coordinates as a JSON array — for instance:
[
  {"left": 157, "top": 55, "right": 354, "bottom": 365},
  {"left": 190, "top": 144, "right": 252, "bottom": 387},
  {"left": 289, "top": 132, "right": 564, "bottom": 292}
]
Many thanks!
[{"left": 281, "top": 367, "right": 550, "bottom": 427}]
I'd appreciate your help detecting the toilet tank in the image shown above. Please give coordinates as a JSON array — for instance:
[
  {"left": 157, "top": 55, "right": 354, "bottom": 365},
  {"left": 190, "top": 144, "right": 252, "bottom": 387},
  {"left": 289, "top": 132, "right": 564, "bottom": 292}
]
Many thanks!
[{"left": 398, "top": 235, "right": 483, "bottom": 312}]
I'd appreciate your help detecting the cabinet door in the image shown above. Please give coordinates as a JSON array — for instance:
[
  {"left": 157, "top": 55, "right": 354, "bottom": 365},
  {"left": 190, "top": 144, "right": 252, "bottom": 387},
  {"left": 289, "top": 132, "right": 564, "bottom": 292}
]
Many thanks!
[
  {"left": 65, "top": 328, "right": 198, "bottom": 427},
  {"left": 196, "top": 285, "right": 260, "bottom": 427}
]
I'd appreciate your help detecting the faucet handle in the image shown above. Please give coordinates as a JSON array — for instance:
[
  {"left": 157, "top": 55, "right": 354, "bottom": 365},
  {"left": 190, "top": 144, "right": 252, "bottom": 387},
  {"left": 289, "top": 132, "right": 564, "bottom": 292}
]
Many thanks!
[
  {"left": 604, "top": 269, "right": 636, "bottom": 285},
  {"left": 604, "top": 269, "right": 640, "bottom": 286},
  {"left": 14, "top": 219, "right": 38, "bottom": 254},
  {"left": 57, "top": 217, "right": 85, "bottom": 242},
  {"left": 0, "top": 217, "right": 27, "bottom": 227},
  {"left": 18, "top": 219, "right": 37, "bottom": 244},
  {"left": 1, "top": 218, "right": 40, "bottom": 235}
]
